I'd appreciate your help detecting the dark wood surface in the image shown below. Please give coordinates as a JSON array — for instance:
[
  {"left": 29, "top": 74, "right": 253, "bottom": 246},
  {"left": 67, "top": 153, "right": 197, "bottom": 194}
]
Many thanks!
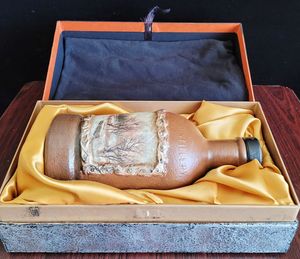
[{"left": 0, "top": 82, "right": 299, "bottom": 258}]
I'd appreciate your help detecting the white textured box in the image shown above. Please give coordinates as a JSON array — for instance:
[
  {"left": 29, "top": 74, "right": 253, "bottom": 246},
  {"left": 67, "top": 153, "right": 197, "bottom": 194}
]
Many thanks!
[{"left": 0, "top": 222, "right": 298, "bottom": 253}]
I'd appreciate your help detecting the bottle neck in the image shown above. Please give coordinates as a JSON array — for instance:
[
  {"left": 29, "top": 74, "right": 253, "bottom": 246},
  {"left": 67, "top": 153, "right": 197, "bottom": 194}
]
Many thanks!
[{"left": 206, "top": 137, "right": 247, "bottom": 169}]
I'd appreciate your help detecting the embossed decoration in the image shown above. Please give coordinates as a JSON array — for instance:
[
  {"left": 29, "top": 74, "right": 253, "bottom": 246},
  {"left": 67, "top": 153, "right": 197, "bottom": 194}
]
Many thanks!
[{"left": 81, "top": 110, "right": 169, "bottom": 176}]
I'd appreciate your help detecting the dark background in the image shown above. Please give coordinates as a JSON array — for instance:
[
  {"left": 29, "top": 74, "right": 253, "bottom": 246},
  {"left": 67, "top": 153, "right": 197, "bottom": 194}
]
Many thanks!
[{"left": 1, "top": 0, "right": 300, "bottom": 115}]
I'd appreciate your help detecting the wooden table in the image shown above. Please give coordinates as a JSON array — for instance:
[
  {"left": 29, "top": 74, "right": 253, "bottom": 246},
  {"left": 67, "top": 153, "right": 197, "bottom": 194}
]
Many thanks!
[{"left": 0, "top": 82, "right": 299, "bottom": 258}]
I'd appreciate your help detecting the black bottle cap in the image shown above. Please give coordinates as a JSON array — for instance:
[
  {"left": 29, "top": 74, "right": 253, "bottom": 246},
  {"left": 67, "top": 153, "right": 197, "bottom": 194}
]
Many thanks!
[{"left": 243, "top": 137, "right": 263, "bottom": 164}]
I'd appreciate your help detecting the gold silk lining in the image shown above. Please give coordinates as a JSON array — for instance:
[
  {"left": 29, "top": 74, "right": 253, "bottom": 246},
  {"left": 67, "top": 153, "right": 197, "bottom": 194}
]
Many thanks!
[{"left": 0, "top": 102, "right": 294, "bottom": 205}]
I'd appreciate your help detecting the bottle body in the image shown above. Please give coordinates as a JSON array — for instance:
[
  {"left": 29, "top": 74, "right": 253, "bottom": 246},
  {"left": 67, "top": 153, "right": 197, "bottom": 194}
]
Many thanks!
[{"left": 45, "top": 111, "right": 260, "bottom": 189}]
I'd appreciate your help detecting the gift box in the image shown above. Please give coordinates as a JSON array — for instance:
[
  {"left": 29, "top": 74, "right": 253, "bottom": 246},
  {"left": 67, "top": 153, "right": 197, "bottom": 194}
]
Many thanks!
[{"left": 0, "top": 15, "right": 299, "bottom": 253}]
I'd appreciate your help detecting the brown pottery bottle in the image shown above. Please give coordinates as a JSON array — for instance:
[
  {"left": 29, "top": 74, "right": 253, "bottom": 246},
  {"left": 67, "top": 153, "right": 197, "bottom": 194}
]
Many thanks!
[{"left": 44, "top": 110, "right": 262, "bottom": 189}]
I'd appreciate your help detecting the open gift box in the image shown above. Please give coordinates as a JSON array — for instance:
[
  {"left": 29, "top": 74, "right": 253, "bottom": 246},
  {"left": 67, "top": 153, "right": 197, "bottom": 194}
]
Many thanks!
[{"left": 0, "top": 20, "right": 299, "bottom": 253}]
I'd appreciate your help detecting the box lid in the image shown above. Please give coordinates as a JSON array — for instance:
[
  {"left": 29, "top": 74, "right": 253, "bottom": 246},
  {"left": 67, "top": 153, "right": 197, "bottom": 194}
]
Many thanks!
[{"left": 43, "top": 21, "right": 254, "bottom": 101}]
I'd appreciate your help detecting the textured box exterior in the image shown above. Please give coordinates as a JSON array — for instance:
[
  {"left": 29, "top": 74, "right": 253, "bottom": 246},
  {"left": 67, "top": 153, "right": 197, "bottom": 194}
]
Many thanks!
[{"left": 0, "top": 222, "right": 298, "bottom": 253}]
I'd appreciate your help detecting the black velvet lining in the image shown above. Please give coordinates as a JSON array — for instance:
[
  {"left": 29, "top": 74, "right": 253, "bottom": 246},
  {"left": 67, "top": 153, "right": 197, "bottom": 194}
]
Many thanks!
[{"left": 53, "top": 36, "right": 247, "bottom": 101}]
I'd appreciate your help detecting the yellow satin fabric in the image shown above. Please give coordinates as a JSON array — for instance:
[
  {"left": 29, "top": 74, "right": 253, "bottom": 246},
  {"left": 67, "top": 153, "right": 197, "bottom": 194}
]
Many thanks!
[{"left": 0, "top": 102, "right": 294, "bottom": 205}]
